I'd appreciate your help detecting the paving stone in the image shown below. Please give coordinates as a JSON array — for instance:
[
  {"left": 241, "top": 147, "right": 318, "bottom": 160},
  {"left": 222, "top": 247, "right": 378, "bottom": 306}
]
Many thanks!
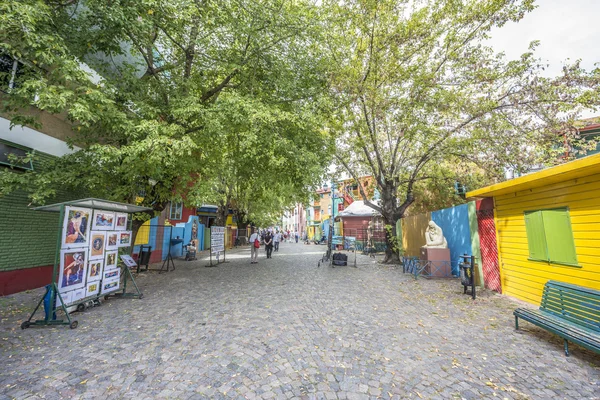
[{"left": 0, "top": 243, "right": 598, "bottom": 399}]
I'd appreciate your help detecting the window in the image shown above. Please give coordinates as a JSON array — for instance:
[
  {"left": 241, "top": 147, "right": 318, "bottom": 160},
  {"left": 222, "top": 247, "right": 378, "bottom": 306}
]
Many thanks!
[
  {"left": 169, "top": 202, "right": 183, "bottom": 220},
  {"left": 0, "top": 54, "right": 25, "bottom": 93},
  {"left": 524, "top": 208, "right": 578, "bottom": 266},
  {"left": 0, "top": 140, "right": 34, "bottom": 171}
]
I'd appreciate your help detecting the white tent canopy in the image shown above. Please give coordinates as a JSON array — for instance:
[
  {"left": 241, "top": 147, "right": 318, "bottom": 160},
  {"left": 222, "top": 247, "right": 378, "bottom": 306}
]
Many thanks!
[{"left": 337, "top": 200, "right": 381, "bottom": 218}]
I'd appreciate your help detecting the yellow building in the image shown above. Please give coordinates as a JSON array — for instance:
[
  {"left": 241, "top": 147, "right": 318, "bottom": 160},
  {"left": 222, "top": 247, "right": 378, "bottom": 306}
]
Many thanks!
[
  {"left": 317, "top": 187, "right": 333, "bottom": 221},
  {"left": 467, "top": 153, "right": 600, "bottom": 305}
]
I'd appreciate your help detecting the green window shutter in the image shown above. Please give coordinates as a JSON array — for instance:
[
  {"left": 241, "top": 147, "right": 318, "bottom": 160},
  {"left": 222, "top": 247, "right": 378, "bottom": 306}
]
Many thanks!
[
  {"left": 524, "top": 211, "right": 548, "bottom": 261},
  {"left": 541, "top": 209, "right": 578, "bottom": 265}
]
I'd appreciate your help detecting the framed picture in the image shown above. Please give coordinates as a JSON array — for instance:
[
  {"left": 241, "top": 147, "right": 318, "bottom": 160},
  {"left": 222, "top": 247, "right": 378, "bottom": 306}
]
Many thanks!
[
  {"left": 87, "top": 259, "right": 103, "bottom": 283},
  {"left": 72, "top": 288, "right": 86, "bottom": 303},
  {"left": 118, "top": 231, "right": 132, "bottom": 247},
  {"left": 101, "top": 279, "right": 120, "bottom": 294},
  {"left": 58, "top": 249, "right": 87, "bottom": 293},
  {"left": 89, "top": 231, "right": 106, "bottom": 260},
  {"left": 61, "top": 206, "right": 92, "bottom": 249},
  {"left": 86, "top": 281, "right": 100, "bottom": 298},
  {"left": 105, "top": 250, "right": 118, "bottom": 270},
  {"left": 115, "top": 213, "right": 128, "bottom": 231},
  {"left": 57, "top": 290, "right": 73, "bottom": 307},
  {"left": 105, "top": 231, "right": 119, "bottom": 251},
  {"left": 103, "top": 268, "right": 120, "bottom": 281},
  {"left": 92, "top": 210, "right": 115, "bottom": 230}
]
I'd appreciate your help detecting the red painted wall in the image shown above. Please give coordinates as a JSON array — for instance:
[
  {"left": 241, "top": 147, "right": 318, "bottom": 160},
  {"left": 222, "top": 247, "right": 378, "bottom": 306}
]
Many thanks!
[
  {"left": 342, "top": 217, "right": 371, "bottom": 240},
  {"left": 0, "top": 265, "right": 53, "bottom": 296},
  {"left": 168, "top": 206, "right": 196, "bottom": 224}
]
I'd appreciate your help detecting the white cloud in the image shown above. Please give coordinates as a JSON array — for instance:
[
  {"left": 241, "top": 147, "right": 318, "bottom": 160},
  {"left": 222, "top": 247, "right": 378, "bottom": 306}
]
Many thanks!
[
  {"left": 487, "top": 0, "right": 600, "bottom": 118},
  {"left": 487, "top": 0, "right": 600, "bottom": 75}
]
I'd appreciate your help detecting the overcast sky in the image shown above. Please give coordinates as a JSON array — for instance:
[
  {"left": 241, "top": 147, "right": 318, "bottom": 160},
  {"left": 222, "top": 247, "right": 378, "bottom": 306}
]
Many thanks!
[{"left": 487, "top": 0, "right": 599, "bottom": 112}]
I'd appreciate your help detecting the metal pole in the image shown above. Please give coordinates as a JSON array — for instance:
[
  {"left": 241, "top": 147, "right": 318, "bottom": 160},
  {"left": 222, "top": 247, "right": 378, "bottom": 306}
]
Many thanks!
[
  {"left": 471, "top": 255, "right": 476, "bottom": 300},
  {"left": 48, "top": 204, "right": 65, "bottom": 322}
]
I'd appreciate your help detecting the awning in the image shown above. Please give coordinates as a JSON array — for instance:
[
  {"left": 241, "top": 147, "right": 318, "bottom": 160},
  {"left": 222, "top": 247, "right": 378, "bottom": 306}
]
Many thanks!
[{"left": 32, "top": 198, "right": 152, "bottom": 213}]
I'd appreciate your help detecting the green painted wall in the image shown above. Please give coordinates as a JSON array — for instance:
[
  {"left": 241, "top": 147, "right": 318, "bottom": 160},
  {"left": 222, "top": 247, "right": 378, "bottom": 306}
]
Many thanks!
[
  {"left": 0, "top": 151, "right": 75, "bottom": 272},
  {"left": 467, "top": 201, "right": 484, "bottom": 287},
  {"left": 396, "top": 219, "right": 403, "bottom": 256}
]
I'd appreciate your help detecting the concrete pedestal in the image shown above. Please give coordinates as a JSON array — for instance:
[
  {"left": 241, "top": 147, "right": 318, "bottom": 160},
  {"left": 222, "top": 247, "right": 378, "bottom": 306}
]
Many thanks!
[{"left": 420, "top": 246, "right": 452, "bottom": 277}]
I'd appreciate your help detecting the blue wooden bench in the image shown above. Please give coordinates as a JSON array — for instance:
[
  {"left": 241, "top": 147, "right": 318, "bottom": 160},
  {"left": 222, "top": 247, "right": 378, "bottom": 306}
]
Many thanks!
[{"left": 514, "top": 280, "right": 600, "bottom": 356}]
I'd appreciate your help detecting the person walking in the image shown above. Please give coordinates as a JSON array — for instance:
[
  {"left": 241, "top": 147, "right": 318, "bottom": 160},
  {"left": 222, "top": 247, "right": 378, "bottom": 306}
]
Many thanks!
[
  {"left": 295, "top": 231, "right": 299, "bottom": 243},
  {"left": 264, "top": 231, "right": 273, "bottom": 258},
  {"left": 249, "top": 228, "right": 260, "bottom": 264},
  {"left": 273, "top": 230, "right": 280, "bottom": 252}
]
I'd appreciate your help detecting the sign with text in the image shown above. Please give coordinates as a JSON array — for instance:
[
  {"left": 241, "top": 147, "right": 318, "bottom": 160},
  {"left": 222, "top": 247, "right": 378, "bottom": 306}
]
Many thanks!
[
  {"left": 120, "top": 254, "right": 138, "bottom": 268},
  {"left": 210, "top": 226, "right": 225, "bottom": 255}
]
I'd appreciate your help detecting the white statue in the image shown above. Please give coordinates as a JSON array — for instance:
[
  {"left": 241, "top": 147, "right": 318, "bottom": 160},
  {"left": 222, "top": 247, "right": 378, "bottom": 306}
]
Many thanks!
[{"left": 425, "top": 221, "right": 448, "bottom": 248}]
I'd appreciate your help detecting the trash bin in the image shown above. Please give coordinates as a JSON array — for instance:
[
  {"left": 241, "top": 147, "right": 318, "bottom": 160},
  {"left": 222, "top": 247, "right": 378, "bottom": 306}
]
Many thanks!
[
  {"left": 43, "top": 285, "right": 57, "bottom": 321},
  {"left": 459, "top": 254, "right": 476, "bottom": 299},
  {"left": 138, "top": 245, "right": 152, "bottom": 272}
]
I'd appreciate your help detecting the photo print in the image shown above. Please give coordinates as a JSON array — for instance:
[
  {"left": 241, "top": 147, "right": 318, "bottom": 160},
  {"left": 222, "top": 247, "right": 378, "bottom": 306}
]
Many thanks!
[
  {"left": 58, "top": 249, "right": 87, "bottom": 293},
  {"left": 115, "top": 213, "right": 128, "bottom": 231},
  {"left": 72, "top": 288, "right": 86, "bottom": 303},
  {"left": 118, "top": 231, "right": 132, "bottom": 247},
  {"left": 86, "top": 282, "right": 100, "bottom": 297},
  {"left": 92, "top": 210, "right": 115, "bottom": 230},
  {"left": 89, "top": 231, "right": 106, "bottom": 260},
  {"left": 87, "top": 259, "right": 103, "bottom": 283},
  {"left": 105, "top": 250, "right": 118, "bottom": 270},
  {"left": 101, "top": 279, "right": 120, "bottom": 294},
  {"left": 62, "top": 206, "right": 92, "bottom": 249},
  {"left": 105, "top": 231, "right": 119, "bottom": 251},
  {"left": 103, "top": 269, "right": 120, "bottom": 280}
]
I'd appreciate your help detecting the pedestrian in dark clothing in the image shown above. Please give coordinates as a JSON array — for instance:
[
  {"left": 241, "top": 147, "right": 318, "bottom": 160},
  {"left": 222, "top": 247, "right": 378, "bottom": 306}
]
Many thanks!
[{"left": 265, "top": 232, "right": 273, "bottom": 258}]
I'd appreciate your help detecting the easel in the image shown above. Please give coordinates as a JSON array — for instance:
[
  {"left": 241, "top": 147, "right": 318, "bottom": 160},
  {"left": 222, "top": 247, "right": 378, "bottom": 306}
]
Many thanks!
[{"left": 159, "top": 228, "right": 178, "bottom": 273}]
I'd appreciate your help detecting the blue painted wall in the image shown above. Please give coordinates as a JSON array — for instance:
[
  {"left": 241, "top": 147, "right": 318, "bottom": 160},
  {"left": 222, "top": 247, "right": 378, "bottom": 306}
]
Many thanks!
[
  {"left": 432, "top": 204, "right": 472, "bottom": 275},
  {"left": 165, "top": 216, "right": 205, "bottom": 259}
]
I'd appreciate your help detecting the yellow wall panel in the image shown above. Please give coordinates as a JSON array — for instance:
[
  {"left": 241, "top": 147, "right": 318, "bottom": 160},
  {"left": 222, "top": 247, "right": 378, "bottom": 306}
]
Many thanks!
[
  {"left": 494, "top": 171, "right": 600, "bottom": 305},
  {"left": 134, "top": 220, "right": 151, "bottom": 245},
  {"left": 401, "top": 213, "right": 431, "bottom": 257}
]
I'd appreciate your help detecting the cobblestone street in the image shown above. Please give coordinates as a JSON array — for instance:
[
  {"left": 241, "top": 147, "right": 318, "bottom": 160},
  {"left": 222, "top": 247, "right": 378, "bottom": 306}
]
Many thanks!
[{"left": 1, "top": 242, "right": 598, "bottom": 400}]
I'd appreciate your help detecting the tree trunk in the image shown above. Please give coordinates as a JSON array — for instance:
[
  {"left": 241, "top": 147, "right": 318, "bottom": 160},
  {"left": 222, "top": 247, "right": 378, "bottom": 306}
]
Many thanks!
[
  {"left": 379, "top": 183, "right": 412, "bottom": 264},
  {"left": 216, "top": 199, "right": 229, "bottom": 226},
  {"left": 382, "top": 214, "right": 401, "bottom": 264}
]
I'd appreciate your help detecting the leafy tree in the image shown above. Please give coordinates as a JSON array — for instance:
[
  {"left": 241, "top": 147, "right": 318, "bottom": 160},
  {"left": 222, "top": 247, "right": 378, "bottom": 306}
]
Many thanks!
[
  {"left": 0, "top": 0, "right": 330, "bottom": 235},
  {"left": 325, "top": 0, "right": 600, "bottom": 262}
]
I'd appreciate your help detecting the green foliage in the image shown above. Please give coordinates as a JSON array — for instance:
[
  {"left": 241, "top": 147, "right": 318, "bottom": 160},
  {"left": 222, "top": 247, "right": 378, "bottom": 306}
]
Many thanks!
[
  {"left": 324, "top": 0, "right": 600, "bottom": 222},
  {"left": 0, "top": 0, "right": 331, "bottom": 222}
]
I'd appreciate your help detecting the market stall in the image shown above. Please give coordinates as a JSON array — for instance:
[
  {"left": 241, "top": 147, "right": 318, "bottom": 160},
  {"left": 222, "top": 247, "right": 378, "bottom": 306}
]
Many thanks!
[{"left": 21, "top": 198, "right": 152, "bottom": 330}]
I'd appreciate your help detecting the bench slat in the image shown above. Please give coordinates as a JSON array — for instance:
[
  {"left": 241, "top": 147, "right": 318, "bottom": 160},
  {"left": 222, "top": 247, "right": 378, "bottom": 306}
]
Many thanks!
[
  {"left": 543, "top": 289, "right": 600, "bottom": 312},
  {"left": 546, "top": 280, "right": 600, "bottom": 296},
  {"left": 515, "top": 309, "right": 600, "bottom": 341},
  {"left": 543, "top": 302, "right": 600, "bottom": 323},
  {"left": 542, "top": 302, "right": 600, "bottom": 331},
  {"left": 514, "top": 280, "right": 600, "bottom": 355}
]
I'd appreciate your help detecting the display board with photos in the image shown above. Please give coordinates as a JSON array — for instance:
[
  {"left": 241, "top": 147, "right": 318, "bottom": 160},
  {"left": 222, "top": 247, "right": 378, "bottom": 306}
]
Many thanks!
[{"left": 57, "top": 206, "right": 130, "bottom": 304}]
